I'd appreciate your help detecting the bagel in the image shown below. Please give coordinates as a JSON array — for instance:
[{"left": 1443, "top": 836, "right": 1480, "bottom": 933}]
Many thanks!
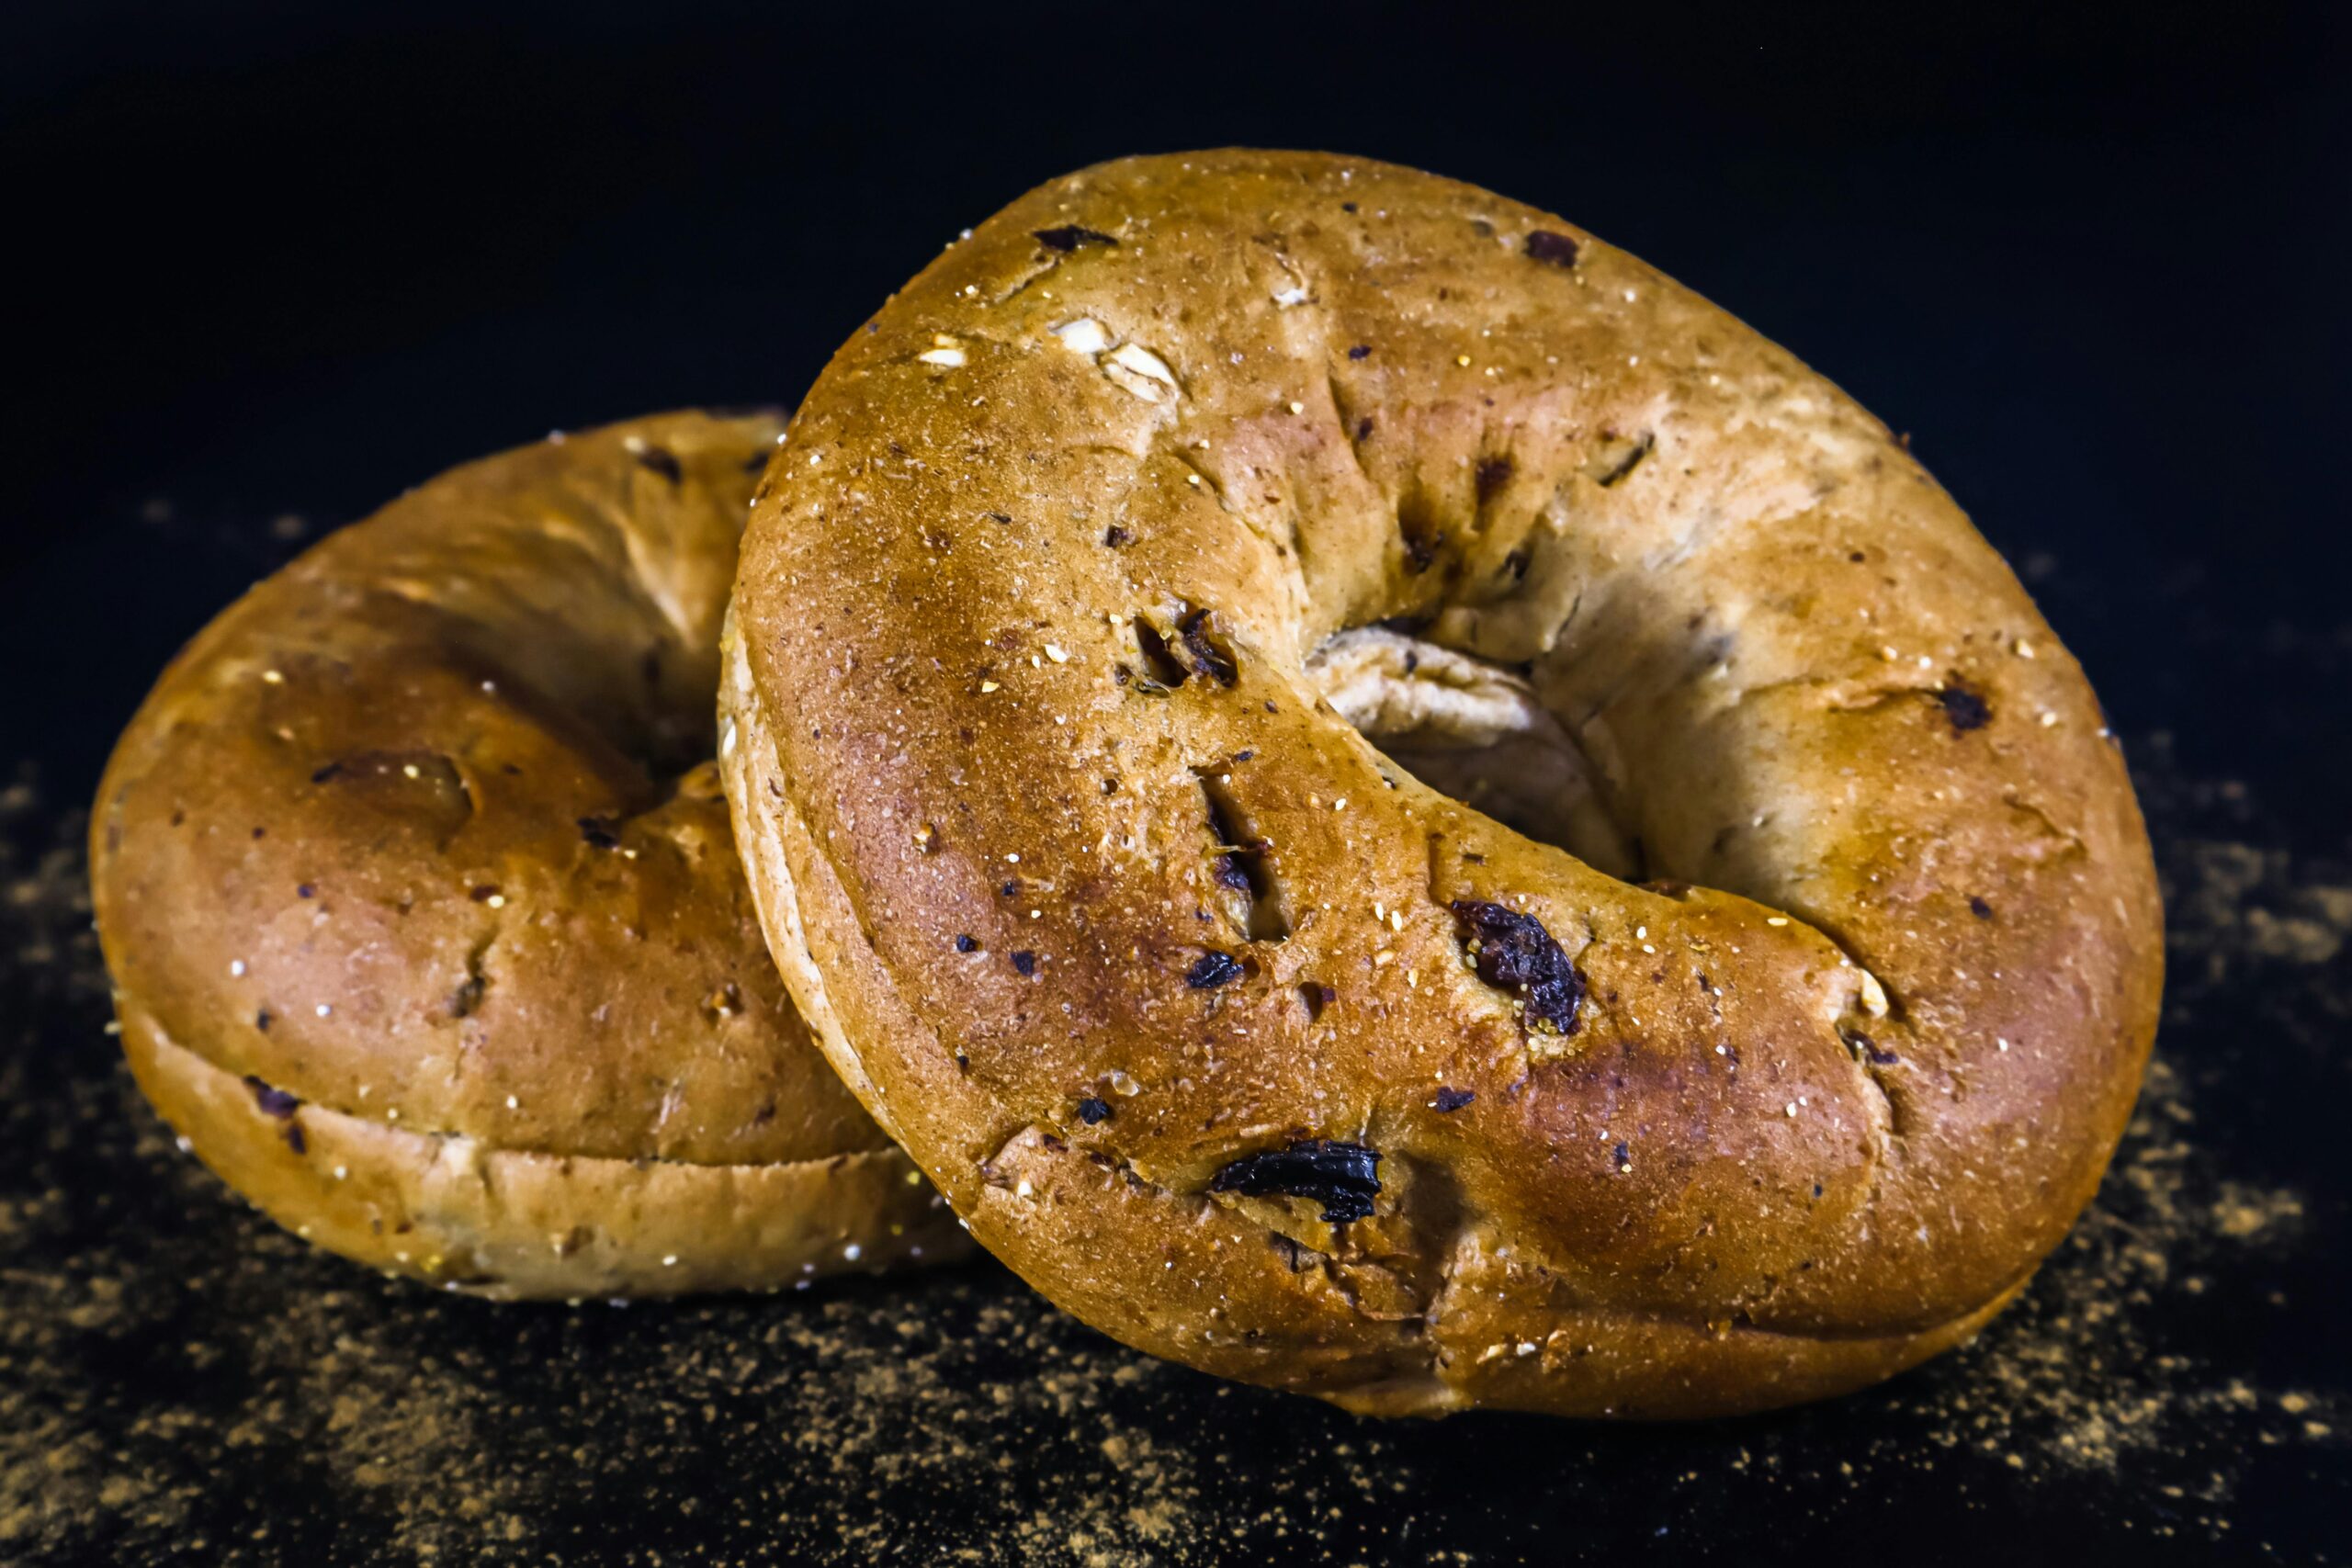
[
  {"left": 92, "top": 411, "right": 968, "bottom": 1300},
  {"left": 721, "top": 152, "right": 2163, "bottom": 1418}
]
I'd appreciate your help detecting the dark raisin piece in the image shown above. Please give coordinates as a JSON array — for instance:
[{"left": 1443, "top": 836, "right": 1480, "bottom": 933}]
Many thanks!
[
  {"left": 243, "top": 1076, "right": 300, "bottom": 1119},
  {"left": 955, "top": 933, "right": 978, "bottom": 953},
  {"left": 1843, "top": 1027, "right": 1900, "bottom": 1066},
  {"left": 297, "top": 884, "right": 315, "bottom": 898},
  {"left": 450, "top": 975, "right": 485, "bottom": 1018},
  {"left": 282, "top": 1122, "right": 307, "bottom": 1155},
  {"left": 1594, "top": 433, "right": 1654, "bottom": 488},
  {"left": 254, "top": 1009, "right": 273, "bottom": 1032},
  {"left": 1450, "top": 898, "right": 1584, "bottom": 1035},
  {"left": 1001, "top": 880, "right": 1020, "bottom": 897},
  {"left": 1433, "top": 1087, "right": 1476, "bottom": 1113},
  {"left": 1347, "top": 344, "right": 1371, "bottom": 360},
  {"left": 1354, "top": 415, "right": 1374, "bottom": 442},
  {"left": 1076, "top": 1097, "right": 1113, "bottom": 1126},
  {"left": 1612, "top": 1141, "right": 1631, "bottom": 1168},
  {"left": 1401, "top": 531, "right": 1438, "bottom": 574},
  {"left": 634, "top": 446, "right": 683, "bottom": 485},
  {"left": 310, "top": 762, "right": 345, "bottom": 784},
  {"left": 1011, "top": 951, "right": 1037, "bottom": 976},
  {"left": 1103, "top": 525, "right": 1131, "bottom": 547},
  {"left": 1969, "top": 896, "right": 1994, "bottom": 920},
  {"left": 1231, "top": 750, "right": 1255, "bottom": 763},
  {"left": 1475, "top": 456, "right": 1514, "bottom": 502},
  {"left": 1177, "top": 608, "right": 1238, "bottom": 687},
  {"left": 1341, "top": 201, "right": 1358, "bottom": 213},
  {"left": 578, "top": 817, "right": 622, "bottom": 850},
  {"left": 469, "top": 885, "right": 500, "bottom": 903},
  {"left": 1524, "top": 231, "right": 1581, "bottom": 267},
  {"left": 1936, "top": 680, "right": 1992, "bottom": 733},
  {"left": 1034, "top": 225, "right": 1117, "bottom": 252},
  {"left": 1186, "top": 951, "right": 1244, "bottom": 989},
  {"left": 1211, "top": 1140, "right": 1381, "bottom": 1224},
  {"left": 1213, "top": 853, "right": 1253, "bottom": 894}
]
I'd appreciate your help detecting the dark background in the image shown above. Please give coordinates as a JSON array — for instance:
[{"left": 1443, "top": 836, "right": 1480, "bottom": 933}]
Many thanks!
[{"left": 2, "top": 3, "right": 2346, "bottom": 1563}]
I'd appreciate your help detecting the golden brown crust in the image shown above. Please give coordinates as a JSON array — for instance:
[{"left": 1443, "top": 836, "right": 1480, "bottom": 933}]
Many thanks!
[
  {"left": 92, "top": 411, "right": 968, "bottom": 1297},
  {"left": 723, "top": 152, "right": 2163, "bottom": 1416},
  {"left": 119, "top": 1001, "right": 948, "bottom": 1299}
]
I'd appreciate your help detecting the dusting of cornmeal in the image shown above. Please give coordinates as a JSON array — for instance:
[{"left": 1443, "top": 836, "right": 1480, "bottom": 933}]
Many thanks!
[{"left": 1, "top": 716, "right": 2342, "bottom": 1562}]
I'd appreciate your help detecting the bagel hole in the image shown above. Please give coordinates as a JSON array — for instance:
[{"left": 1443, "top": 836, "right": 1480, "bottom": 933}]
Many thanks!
[
  {"left": 462, "top": 649, "right": 719, "bottom": 822},
  {"left": 1195, "top": 769, "right": 1290, "bottom": 942},
  {"left": 1306, "top": 627, "right": 1636, "bottom": 879},
  {"left": 422, "top": 605, "right": 718, "bottom": 792}
]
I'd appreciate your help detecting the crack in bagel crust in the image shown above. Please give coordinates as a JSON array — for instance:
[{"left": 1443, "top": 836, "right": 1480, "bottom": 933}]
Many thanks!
[{"left": 725, "top": 151, "right": 2164, "bottom": 1418}]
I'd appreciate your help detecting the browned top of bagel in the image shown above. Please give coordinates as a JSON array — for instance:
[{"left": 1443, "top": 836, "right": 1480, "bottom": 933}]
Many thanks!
[
  {"left": 94, "top": 411, "right": 891, "bottom": 1174},
  {"left": 725, "top": 151, "right": 2162, "bottom": 1417}
]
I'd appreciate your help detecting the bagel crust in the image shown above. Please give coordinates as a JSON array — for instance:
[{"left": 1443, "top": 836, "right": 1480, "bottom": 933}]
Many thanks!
[
  {"left": 93, "top": 412, "right": 967, "bottom": 1299},
  {"left": 724, "top": 152, "right": 2163, "bottom": 1417}
]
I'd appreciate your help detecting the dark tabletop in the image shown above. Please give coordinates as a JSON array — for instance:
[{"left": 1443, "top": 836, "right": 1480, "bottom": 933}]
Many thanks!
[{"left": 3, "top": 4, "right": 2346, "bottom": 1562}]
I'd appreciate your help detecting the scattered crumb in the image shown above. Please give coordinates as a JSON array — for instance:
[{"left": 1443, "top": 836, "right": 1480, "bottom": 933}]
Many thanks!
[{"left": 0, "top": 643, "right": 2343, "bottom": 1560}]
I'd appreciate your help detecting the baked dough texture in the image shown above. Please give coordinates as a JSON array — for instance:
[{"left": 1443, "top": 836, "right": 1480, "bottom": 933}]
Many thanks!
[
  {"left": 93, "top": 411, "right": 967, "bottom": 1299},
  {"left": 723, "top": 152, "right": 2164, "bottom": 1416}
]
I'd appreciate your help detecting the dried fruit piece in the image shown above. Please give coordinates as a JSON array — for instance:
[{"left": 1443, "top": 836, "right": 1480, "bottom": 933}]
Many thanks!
[
  {"left": 1937, "top": 679, "right": 1992, "bottom": 733},
  {"left": 1034, "top": 225, "right": 1117, "bottom": 253},
  {"left": 1211, "top": 1140, "right": 1382, "bottom": 1224},
  {"left": 243, "top": 1076, "right": 300, "bottom": 1119},
  {"left": 1524, "top": 231, "right": 1581, "bottom": 267},
  {"left": 1451, "top": 898, "right": 1583, "bottom": 1035},
  {"left": 1177, "top": 608, "right": 1238, "bottom": 687},
  {"left": 1186, "top": 951, "right": 1244, "bottom": 989}
]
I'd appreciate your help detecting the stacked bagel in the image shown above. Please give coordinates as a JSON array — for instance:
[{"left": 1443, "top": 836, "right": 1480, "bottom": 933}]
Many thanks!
[{"left": 95, "top": 152, "right": 2161, "bottom": 1416}]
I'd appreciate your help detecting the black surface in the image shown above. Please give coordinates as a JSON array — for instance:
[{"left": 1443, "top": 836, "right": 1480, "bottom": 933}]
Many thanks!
[{"left": 3, "top": 4, "right": 2347, "bottom": 1562}]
